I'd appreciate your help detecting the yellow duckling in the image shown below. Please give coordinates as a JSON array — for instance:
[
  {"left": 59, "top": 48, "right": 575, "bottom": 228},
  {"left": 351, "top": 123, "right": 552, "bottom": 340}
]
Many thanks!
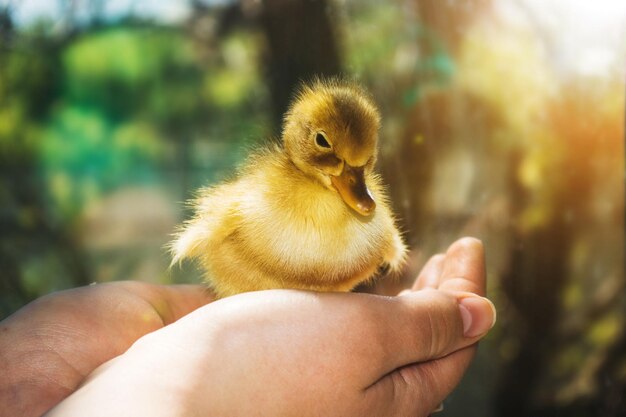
[{"left": 171, "top": 79, "right": 407, "bottom": 298}]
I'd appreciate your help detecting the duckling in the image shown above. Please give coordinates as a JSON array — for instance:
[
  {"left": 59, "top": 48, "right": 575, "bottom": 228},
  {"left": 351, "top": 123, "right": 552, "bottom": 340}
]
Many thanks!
[{"left": 170, "top": 79, "right": 407, "bottom": 298}]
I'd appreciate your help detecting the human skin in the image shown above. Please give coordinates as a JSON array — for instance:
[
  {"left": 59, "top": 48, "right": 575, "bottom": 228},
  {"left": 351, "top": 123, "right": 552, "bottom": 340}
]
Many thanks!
[{"left": 0, "top": 237, "right": 495, "bottom": 417}]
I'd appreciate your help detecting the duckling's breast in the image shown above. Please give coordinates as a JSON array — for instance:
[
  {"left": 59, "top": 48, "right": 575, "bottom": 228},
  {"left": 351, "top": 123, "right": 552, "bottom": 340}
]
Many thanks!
[{"left": 234, "top": 169, "right": 389, "bottom": 287}]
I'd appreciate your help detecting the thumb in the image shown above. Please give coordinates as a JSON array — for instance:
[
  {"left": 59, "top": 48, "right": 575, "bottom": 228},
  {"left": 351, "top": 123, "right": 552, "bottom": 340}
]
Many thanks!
[{"left": 371, "top": 289, "right": 496, "bottom": 377}]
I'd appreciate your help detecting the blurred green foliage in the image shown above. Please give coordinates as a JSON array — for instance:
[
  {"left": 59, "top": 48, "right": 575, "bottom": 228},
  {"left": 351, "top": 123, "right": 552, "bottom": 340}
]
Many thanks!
[{"left": 0, "top": 19, "right": 270, "bottom": 314}]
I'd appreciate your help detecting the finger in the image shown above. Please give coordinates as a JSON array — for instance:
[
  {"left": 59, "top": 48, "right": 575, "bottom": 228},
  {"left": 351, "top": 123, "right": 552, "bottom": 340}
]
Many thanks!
[
  {"left": 413, "top": 345, "right": 476, "bottom": 409},
  {"left": 439, "top": 237, "right": 486, "bottom": 296},
  {"left": 173, "top": 289, "right": 495, "bottom": 394},
  {"left": 368, "top": 289, "right": 495, "bottom": 381},
  {"left": 366, "top": 345, "right": 476, "bottom": 416},
  {"left": 412, "top": 254, "right": 445, "bottom": 290}
]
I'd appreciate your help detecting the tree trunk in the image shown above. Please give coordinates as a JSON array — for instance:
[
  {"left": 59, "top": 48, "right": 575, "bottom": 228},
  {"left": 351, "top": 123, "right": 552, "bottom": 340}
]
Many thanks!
[{"left": 260, "top": 0, "right": 342, "bottom": 132}]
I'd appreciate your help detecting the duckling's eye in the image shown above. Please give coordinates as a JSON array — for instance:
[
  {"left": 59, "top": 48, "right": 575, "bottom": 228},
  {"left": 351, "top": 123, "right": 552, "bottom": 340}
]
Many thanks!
[{"left": 315, "top": 133, "right": 331, "bottom": 149}]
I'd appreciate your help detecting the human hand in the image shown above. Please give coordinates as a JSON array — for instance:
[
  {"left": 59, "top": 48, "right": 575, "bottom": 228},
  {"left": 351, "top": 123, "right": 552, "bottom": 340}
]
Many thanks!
[
  {"left": 0, "top": 281, "right": 213, "bottom": 417},
  {"left": 42, "top": 237, "right": 495, "bottom": 417}
]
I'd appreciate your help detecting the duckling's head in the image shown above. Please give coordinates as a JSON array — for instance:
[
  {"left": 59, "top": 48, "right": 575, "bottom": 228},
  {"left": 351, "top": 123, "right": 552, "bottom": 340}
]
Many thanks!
[{"left": 282, "top": 79, "right": 381, "bottom": 217}]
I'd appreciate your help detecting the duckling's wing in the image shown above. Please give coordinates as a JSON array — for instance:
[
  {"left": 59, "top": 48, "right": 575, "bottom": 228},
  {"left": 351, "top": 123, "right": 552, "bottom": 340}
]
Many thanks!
[
  {"left": 169, "top": 184, "right": 242, "bottom": 266},
  {"left": 169, "top": 145, "right": 281, "bottom": 270}
]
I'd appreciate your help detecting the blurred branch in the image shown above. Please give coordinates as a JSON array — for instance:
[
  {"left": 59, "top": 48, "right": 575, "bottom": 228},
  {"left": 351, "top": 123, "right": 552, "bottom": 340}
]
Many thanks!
[
  {"left": 559, "top": 275, "right": 625, "bottom": 343},
  {"left": 594, "top": 325, "right": 626, "bottom": 414}
]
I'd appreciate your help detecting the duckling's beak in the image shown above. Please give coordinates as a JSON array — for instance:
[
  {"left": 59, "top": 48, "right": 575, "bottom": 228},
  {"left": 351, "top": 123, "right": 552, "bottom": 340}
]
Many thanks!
[{"left": 330, "top": 164, "right": 376, "bottom": 216}]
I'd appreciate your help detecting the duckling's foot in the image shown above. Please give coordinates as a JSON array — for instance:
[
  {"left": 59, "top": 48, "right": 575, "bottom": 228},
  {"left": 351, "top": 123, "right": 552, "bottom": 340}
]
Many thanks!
[{"left": 376, "top": 262, "right": 391, "bottom": 277}]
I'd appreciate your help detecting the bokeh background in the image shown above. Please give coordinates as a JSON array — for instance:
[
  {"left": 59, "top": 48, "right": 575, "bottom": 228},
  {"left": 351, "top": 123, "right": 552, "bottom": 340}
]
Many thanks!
[{"left": 1, "top": 0, "right": 624, "bottom": 415}]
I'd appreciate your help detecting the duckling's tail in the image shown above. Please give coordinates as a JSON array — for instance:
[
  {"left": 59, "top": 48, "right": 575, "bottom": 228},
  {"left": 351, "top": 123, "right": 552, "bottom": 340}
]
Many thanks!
[{"left": 167, "top": 221, "right": 209, "bottom": 268}]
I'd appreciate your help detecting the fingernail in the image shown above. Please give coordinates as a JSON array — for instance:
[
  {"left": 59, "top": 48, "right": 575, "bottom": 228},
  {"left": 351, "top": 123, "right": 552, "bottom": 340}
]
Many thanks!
[{"left": 458, "top": 296, "right": 496, "bottom": 338}]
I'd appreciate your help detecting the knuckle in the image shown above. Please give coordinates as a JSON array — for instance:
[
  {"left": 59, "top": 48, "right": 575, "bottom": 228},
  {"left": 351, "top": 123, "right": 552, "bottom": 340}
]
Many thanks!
[
  {"left": 421, "top": 293, "right": 460, "bottom": 357},
  {"left": 439, "top": 277, "right": 482, "bottom": 295},
  {"left": 453, "top": 237, "right": 484, "bottom": 253}
]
